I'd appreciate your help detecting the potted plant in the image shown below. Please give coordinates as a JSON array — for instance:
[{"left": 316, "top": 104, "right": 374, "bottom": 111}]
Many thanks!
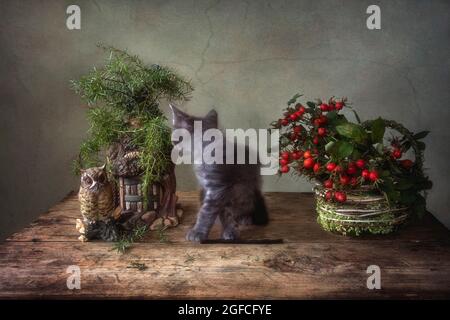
[
  {"left": 271, "top": 93, "right": 432, "bottom": 236},
  {"left": 72, "top": 45, "right": 193, "bottom": 233}
]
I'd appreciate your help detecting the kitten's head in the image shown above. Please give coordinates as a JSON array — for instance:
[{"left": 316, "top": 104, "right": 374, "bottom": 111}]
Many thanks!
[
  {"left": 169, "top": 103, "right": 218, "bottom": 132},
  {"left": 80, "top": 164, "right": 108, "bottom": 193}
]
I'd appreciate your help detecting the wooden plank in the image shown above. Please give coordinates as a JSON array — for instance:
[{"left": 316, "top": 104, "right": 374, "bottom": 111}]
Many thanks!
[
  {"left": 0, "top": 241, "right": 449, "bottom": 299},
  {"left": 6, "top": 192, "right": 450, "bottom": 243},
  {"left": 1, "top": 191, "right": 449, "bottom": 299}
]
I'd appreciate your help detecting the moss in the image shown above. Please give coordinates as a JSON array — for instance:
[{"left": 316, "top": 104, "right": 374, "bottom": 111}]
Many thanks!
[{"left": 315, "top": 194, "right": 408, "bottom": 236}]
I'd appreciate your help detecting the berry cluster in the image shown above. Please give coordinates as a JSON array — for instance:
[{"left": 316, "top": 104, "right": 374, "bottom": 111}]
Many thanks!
[{"left": 271, "top": 94, "right": 426, "bottom": 205}]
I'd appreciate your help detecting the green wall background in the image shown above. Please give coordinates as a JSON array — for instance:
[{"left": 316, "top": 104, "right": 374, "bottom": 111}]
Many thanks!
[{"left": 1, "top": 0, "right": 449, "bottom": 239}]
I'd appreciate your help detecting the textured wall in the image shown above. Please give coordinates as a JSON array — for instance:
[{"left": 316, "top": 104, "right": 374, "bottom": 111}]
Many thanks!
[{"left": 0, "top": 0, "right": 449, "bottom": 239}]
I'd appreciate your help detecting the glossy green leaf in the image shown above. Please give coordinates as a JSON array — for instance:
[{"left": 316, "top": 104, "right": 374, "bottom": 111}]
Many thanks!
[
  {"left": 325, "top": 141, "right": 335, "bottom": 152},
  {"left": 287, "top": 93, "right": 302, "bottom": 106},
  {"left": 413, "top": 131, "right": 430, "bottom": 140},
  {"left": 335, "top": 123, "right": 367, "bottom": 143},
  {"left": 371, "top": 118, "right": 385, "bottom": 143},
  {"left": 327, "top": 140, "right": 354, "bottom": 159}
]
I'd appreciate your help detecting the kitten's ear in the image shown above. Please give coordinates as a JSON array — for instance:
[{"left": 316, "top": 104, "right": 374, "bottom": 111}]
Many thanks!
[
  {"left": 169, "top": 103, "right": 187, "bottom": 118},
  {"left": 169, "top": 103, "right": 191, "bottom": 128},
  {"left": 169, "top": 103, "right": 179, "bottom": 115},
  {"left": 205, "top": 109, "right": 218, "bottom": 128},
  {"left": 205, "top": 109, "right": 217, "bottom": 120}
]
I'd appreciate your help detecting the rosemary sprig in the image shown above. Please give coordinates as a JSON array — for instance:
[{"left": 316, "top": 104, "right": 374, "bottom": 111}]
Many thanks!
[{"left": 112, "top": 225, "right": 148, "bottom": 254}]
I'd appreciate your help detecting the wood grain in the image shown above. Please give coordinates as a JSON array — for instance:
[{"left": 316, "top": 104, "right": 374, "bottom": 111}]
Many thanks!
[{"left": 1, "top": 191, "right": 449, "bottom": 299}]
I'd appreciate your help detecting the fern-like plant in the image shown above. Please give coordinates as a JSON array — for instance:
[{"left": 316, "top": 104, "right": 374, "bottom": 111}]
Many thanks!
[{"left": 71, "top": 44, "right": 193, "bottom": 183}]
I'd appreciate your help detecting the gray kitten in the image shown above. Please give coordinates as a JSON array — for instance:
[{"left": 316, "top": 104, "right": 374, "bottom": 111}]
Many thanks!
[{"left": 169, "top": 104, "right": 269, "bottom": 242}]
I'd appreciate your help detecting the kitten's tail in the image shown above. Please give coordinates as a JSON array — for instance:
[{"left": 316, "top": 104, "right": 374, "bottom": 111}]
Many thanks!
[{"left": 252, "top": 190, "right": 269, "bottom": 225}]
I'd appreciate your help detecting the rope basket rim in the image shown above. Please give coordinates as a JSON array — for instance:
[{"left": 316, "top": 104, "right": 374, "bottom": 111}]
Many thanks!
[{"left": 313, "top": 185, "right": 410, "bottom": 235}]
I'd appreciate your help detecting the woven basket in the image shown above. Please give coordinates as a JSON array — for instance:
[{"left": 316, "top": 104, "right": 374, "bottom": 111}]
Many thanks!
[{"left": 314, "top": 185, "right": 410, "bottom": 236}]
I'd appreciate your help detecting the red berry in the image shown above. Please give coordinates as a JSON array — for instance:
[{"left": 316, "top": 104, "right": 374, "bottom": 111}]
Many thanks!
[
  {"left": 313, "top": 136, "right": 319, "bottom": 145},
  {"left": 281, "top": 119, "right": 289, "bottom": 126},
  {"left": 295, "top": 103, "right": 303, "bottom": 110},
  {"left": 318, "top": 127, "right": 327, "bottom": 137},
  {"left": 280, "top": 165, "right": 290, "bottom": 173},
  {"left": 401, "top": 159, "right": 414, "bottom": 169},
  {"left": 350, "top": 177, "right": 358, "bottom": 186},
  {"left": 281, "top": 151, "right": 290, "bottom": 160},
  {"left": 298, "top": 106, "right": 306, "bottom": 114},
  {"left": 325, "top": 191, "right": 333, "bottom": 201},
  {"left": 319, "top": 115, "right": 328, "bottom": 125},
  {"left": 361, "top": 169, "right": 370, "bottom": 179},
  {"left": 293, "top": 126, "right": 302, "bottom": 134},
  {"left": 369, "top": 171, "right": 379, "bottom": 182},
  {"left": 291, "top": 151, "right": 301, "bottom": 160},
  {"left": 334, "top": 191, "right": 347, "bottom": 203},
  {"left": 335, "top": 101, "right": 344, "bottom": 110},
  {"left": 346, "top": 165, "right": 357, "bottom": 175},
  {"left": 323, "top": 180, "right": 333, "bottom": 189},
  {"left": 290, "top": 133, "right": 298, "bottom": 141},
  {"left": 339, "top": 175, "right": 350, "bottom": 185},
  {"left": 392, "top": 149, "right": 402, "bottom": 159},
  {"left": 320, "top": 103, "right": 329, "bottom": 111},
  {"left": 280, "top": 158, "right": 289, "bottom": 166},
  {"left": 289, "top": 113, "right": 298, "bottom": 121},
  {"left": 326, "top": 162, "right": 337, "bottom": 171},
  {"left": 313, "top": 163, "right": 321, "bottom": 173},
  {"left": 328, "top": 103, "right": 335, "bottom": 111},
  {"left": 303, "top": 150, "right": 312, "bottom": 159},
  {"left": 334, "top": 165, "right": 343, "bottom": 173},
  {"left": 356, "top": 159, "right": 365, "bottom": 169},
  {"left": 303, "top": 158, "right": 315, "bottom": 169},
  {"left": 313, "top": 118, "right": 321, "bottom": 127}
]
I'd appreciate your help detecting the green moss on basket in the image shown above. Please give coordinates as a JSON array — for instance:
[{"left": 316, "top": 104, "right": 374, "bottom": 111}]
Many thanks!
[{"left": 315, "top": 196, "right": 404, "bottom": 236}]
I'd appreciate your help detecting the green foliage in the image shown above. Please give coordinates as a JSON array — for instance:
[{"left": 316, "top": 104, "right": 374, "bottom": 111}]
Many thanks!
[
  {"left": 71, "top": 44, "right": 193, "bottom": 189},
  {"left": 112, "top": 225, "right": 148, "bottom": 254},
  {"left": 287, "top": 93, "right": 302, "bottom": 105},
  {"left": 370, "top": 117, "right": 385, "bottom": 143},
  {"left": 135, "top": 117, "right": 173, "bottom": 207},
  {"left": 327, "top": 140, "right": 354, "bottom": 160},
  {"left": 157, "top": 224, "right": 170, "bottom": 243},
  {"left": 74, "top": 106, "right": 126, "bottom": 172},
  {"left": 273, "top": 93, "right": 433, "bottom": 219},
  {"left": 335, "top": 122, "right": 368, "bottom": 144},
  {"left": 71, "top": 44, "right": 193, "bottom": 117}
]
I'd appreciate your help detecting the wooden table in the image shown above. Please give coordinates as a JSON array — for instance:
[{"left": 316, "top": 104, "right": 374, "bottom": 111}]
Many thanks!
[{"left": 1, "top": 192, "right": 449, "bottom": 299}]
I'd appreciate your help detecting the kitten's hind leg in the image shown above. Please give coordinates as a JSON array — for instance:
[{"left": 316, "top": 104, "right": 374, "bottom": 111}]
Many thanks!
[
  {"left": 251, "top": 190, "right": 269, "bottom": 225},
  {"left": 219, "top": 208, "right": 240, "bottom": 240},
  {"left": 237, "top": 215, "right": 252, "bottom": 226}
]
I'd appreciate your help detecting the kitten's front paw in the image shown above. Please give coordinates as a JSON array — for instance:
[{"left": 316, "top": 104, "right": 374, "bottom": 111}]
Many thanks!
[
  {"left": 186, "top": 228, "right": 208, "bottom": 242},
  {"left": 222, "top": 227, "right": 240, "bottom": 240}
]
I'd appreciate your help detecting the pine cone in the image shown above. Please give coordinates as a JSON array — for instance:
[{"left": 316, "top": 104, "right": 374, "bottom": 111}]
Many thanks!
[
  {"left": 108, "top": 136, "right": 143, "bottom": 177},
  {"left": 114, "top": 156, "right": 142, "bottom": 176}
]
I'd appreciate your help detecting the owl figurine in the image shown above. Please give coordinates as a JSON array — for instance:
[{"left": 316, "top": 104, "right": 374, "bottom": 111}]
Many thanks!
[{"left": 77, "top": 165, "right": 119, "bottom": 242}]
